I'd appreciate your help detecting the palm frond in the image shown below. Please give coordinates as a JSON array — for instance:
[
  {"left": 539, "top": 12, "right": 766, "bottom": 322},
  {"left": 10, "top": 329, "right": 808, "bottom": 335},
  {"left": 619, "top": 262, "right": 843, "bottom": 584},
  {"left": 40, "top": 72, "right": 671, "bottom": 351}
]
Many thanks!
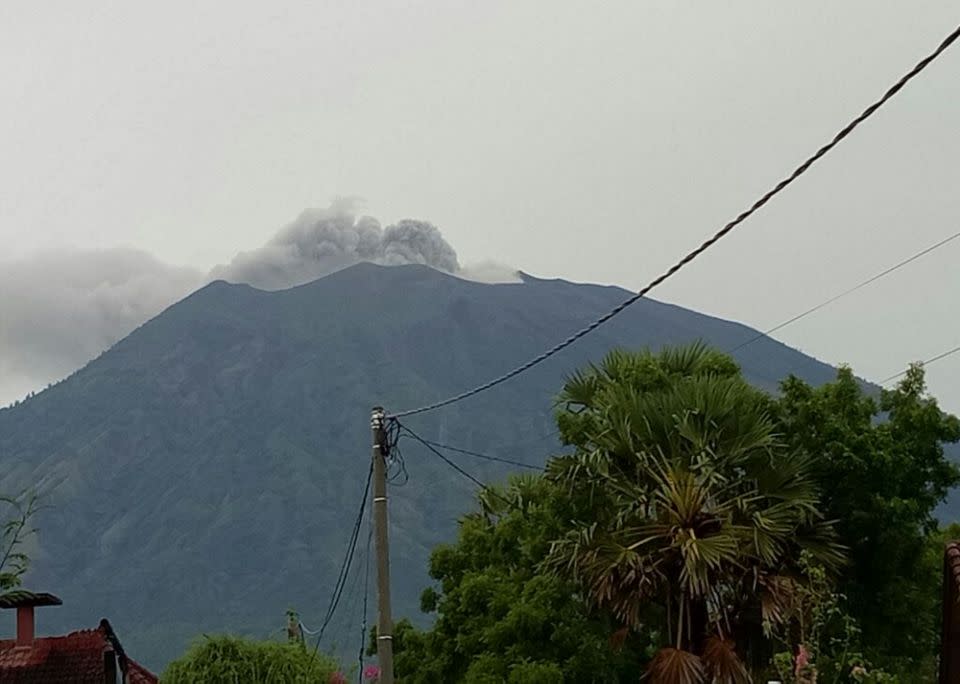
[
  {"left": 756, "top": 573, "right": 798, "bottom": 631},
  {"left": 701, "top": 636, "right": 750, "bottom": 684},
  {"left": 646, "top": 647, "right": 705, "bottom": 684}
]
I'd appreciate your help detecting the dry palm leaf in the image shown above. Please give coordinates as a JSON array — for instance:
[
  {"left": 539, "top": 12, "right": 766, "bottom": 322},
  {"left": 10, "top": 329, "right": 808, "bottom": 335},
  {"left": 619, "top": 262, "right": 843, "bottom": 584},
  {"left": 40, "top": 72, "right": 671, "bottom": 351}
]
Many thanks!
[
  {"left": 645, "top": 647, "right": 704, "bottom": 684},
  {"left": 702, "top": 635, "right": 750, "bottom": 684}
]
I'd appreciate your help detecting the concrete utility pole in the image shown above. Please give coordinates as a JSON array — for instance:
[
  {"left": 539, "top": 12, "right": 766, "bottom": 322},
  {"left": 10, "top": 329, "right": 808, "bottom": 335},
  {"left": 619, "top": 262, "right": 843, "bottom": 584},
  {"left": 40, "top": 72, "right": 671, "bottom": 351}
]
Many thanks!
[{"left": 371, "top": 407, "right": 394, "bottom": 684}]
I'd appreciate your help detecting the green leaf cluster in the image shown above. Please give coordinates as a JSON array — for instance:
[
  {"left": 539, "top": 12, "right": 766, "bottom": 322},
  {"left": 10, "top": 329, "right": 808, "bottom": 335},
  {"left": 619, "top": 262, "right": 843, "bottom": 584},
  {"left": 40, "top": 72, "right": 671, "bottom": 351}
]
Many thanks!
[
  {"left": 161, "top": 635, "right": 341, "bottom": 684},
  {"left": 776, "top": 364, "right": 960, "bottom": 673},
  {"left": 387, "top": 475, "right": 652, "bottom": 682},
  {"left": 548, "top": 343, "right": 841, "bottom": 675},
  {"left": 393, "top": 346, "right": 960, "bottom": 681},
  {"left": 0, "top": 491, "right": 39, "bottom": 593}
]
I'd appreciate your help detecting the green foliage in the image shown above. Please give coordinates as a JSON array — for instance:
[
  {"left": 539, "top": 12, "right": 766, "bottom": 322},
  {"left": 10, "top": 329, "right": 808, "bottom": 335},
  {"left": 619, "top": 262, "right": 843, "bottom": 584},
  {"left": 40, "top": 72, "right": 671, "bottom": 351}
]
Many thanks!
[
  {"left": 548, "top": 345, "right": 841, "bottom": 676},
  {"left": 161, "top": 635, "right": 340, "bottom": 684},
  {"left": 767, "top": 551, "right": 897, "bottom": 683},
  {"left": 0, "top": 492, "right": 39, "bottom": 593},
  {"left": 387, "top": 475, "right": 651, "bottom": 683},
  {"left": 848, "top": 659, "right": 900, "bottom": 683},
  {"left": 392, "top": 346, "right": 960, "bottom": 681},
  {"left": 775, "top": 364, "right": 960, "bottom": 673},
  {"left": 506, "top": 661, "right": 565, "bottom": 683}
]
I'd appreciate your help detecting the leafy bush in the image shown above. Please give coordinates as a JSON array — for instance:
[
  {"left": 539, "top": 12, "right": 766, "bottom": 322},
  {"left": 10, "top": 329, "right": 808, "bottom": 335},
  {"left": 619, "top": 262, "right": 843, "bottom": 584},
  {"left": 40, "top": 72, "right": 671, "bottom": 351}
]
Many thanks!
[{"left": 162, "top": 635, "right": 341, "bottom": 684}]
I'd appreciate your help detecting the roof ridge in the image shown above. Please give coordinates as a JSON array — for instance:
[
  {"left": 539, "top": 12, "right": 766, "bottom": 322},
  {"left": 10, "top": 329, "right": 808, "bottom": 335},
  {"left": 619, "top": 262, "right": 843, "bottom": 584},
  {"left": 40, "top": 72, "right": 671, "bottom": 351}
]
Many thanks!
[
  {"left": 0, "top": 621, "right": 158, "bottom": 683},
  {"left": 0, "top": 630, "right": 103, "bottom": 643}
]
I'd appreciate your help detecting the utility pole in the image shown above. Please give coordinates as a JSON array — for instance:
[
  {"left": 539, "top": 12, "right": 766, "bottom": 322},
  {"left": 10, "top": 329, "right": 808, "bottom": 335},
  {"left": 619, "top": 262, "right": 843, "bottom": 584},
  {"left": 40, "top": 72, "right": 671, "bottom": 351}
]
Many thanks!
[{"left": 370, "top": 407, "right": 394, "bottom": 684}]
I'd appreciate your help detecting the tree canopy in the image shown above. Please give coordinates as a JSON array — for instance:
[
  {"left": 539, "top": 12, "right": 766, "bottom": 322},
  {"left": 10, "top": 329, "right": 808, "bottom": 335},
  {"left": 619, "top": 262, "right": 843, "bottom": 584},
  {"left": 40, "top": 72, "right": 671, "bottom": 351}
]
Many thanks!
[
  {"left": 775, "top": 364, "right": 960, "bottom": 673},
  {"left": 548, "top": 344, "right": 842, "bottom": 677},
  {"left": 386, "top": 475, "right": 651, "bottom": 682},
  {"left": 389, "top": 345, "right": 960, "bottom": 682}
]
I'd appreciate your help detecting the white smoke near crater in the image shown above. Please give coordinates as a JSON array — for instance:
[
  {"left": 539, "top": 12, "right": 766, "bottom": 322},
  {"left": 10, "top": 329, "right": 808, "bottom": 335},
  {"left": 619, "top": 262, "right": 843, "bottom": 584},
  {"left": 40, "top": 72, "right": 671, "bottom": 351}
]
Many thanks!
[
  {"left": 210, "top": 200, "right": 464, "bottom": 290},
  {"left": 457, "top": 260, "right": 523, "bottom": 285}
]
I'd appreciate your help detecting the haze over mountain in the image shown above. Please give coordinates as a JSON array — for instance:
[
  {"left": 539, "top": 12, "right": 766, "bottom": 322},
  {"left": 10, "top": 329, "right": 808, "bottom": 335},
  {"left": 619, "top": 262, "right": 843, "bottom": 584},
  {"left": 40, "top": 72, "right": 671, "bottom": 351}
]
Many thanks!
[
  {"left": 0, "top": 262, "right": 956, "bottom": 671},
  {"left": 0, "top": 201, "right": 516, "bottom": 407}
]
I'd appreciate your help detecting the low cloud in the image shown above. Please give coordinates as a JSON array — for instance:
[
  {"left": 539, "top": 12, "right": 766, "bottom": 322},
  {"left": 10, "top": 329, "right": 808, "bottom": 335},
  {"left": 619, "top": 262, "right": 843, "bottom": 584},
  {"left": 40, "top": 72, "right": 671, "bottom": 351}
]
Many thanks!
[
  {"left": 0, "top": 249, "right": 202, "bottom": 405},
  {"left": 1, "top": 201, "right": 517, "bottom": 404}
]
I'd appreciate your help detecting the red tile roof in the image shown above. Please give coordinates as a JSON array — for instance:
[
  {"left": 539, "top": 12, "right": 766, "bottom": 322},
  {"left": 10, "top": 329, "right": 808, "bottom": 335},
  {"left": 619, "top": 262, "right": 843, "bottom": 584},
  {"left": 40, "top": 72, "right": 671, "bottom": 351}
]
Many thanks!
[
  {"left": 0, "top": 621, "right": 157, "bottom": 684},
  {"left": 127, "top": 658, "right": 158, "bottom": 684}
]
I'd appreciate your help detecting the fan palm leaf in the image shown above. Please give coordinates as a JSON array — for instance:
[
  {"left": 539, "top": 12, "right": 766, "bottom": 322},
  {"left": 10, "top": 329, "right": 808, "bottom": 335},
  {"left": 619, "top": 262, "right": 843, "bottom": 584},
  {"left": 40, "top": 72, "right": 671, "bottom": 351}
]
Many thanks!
[{"left": 548, "top": 346, "right": 844, "bottom": 663}]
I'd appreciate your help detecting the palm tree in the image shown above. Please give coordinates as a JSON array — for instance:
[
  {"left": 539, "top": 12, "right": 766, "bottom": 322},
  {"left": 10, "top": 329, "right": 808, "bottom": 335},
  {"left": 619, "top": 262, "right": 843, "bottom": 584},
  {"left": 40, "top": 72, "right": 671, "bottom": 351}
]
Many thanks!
[{"left": 547, "top": 345, "right": 842, "bottom": 682}]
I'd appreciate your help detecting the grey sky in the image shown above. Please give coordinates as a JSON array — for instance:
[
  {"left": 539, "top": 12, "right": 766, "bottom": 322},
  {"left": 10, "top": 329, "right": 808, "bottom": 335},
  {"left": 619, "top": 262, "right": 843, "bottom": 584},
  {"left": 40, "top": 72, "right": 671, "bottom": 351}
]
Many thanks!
[{"left": 2, "top": 2, "right": 959, "bottom": 411}]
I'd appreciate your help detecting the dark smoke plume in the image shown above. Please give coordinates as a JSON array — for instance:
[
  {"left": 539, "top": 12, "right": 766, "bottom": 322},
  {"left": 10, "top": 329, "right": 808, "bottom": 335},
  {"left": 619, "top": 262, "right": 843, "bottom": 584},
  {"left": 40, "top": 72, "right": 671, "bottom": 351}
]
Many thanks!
[{"left": 210, "top": 200, "right": 460, "bottom": 290}]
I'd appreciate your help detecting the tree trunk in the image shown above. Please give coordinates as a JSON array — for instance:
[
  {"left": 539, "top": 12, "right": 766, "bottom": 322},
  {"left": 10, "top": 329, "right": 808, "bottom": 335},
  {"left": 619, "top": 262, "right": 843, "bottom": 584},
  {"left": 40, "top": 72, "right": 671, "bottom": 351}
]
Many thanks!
[{"left": 689, "top": 598, "right": 709, "bottom": 655}]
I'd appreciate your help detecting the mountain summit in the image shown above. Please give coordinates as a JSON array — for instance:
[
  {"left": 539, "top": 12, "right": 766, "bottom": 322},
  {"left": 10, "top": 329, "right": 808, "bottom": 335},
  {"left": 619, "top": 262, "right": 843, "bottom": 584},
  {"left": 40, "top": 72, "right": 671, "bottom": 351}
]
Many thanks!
[{"left": 0, "top": 263, "right": 892, "bottom": 668}]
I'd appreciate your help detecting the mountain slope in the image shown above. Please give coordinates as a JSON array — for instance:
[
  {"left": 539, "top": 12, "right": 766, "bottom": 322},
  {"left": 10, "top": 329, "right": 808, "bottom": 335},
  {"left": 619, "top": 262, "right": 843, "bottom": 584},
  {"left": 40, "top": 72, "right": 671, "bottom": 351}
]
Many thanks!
[{"left": 0, "top": 263, "right": 944, "bottom": 669}]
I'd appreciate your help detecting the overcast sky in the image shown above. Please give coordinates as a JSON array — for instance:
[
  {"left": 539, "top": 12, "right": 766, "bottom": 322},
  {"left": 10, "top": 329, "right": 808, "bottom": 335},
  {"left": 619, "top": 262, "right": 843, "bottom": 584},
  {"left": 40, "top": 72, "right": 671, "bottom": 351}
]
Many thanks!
[{"left": 2, "top": 2, "right": 959, "bottom": 412}]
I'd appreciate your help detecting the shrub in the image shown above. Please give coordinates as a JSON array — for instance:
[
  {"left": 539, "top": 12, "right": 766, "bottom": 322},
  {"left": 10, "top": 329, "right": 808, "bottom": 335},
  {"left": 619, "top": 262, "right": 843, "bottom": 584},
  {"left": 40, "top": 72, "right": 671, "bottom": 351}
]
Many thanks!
[{"left": 162, "top": 635, "right": 340, "bottom": 684}]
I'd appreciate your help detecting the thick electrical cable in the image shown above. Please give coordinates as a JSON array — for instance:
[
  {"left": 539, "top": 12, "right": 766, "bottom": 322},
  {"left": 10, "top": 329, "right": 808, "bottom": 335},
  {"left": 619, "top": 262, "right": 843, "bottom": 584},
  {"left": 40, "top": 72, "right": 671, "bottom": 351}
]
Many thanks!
[
  {"left": 729, "top": 229, "right": 960, "bottom": 353},
  {"left": 313, "top": 462, "right": 373, "bottom": 653},
  {"left": 390, "top": 23, "right": 960, "bottom": 419},
  {"left": 881, "top": 344, "right": 960, "bottom": 384}
]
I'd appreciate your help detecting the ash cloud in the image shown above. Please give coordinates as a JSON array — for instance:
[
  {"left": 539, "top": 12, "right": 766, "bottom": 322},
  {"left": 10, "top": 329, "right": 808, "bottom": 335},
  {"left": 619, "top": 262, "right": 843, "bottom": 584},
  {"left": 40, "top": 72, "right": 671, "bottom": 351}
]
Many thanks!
[
  {"left": 1, "top": 201, "right": 518, "bottom": 405},
  {"left": 0, "top": 248, "right": 203, "bottom": 405},
  {"left": 210, "top": 200, "right": 462, "bottom": 290}
]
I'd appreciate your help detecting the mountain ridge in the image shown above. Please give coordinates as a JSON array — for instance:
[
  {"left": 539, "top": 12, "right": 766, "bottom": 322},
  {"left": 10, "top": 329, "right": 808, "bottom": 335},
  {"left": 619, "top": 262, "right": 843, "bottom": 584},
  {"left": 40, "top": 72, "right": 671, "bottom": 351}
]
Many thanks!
[{"left": 0, "top": 262, "right": 950, "bottom": 670}]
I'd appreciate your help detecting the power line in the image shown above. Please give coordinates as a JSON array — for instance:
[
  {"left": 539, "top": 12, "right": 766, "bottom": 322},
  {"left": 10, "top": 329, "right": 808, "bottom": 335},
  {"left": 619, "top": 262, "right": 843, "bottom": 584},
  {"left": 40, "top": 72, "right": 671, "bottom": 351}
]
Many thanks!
[
  {"left": 315, "top": 467, "right": 369, "bottom": 649},
  {"left": 881, "top": 344, "right": 960, "bottom": 384},
  {"left": 728, "top": 229, "right": 960, "bottom": 354},
  {"left": 397, "top": 423, "right": 516, "bottom": 508},
  {"left": 313, "top": 462, "right": 373, "bottom": 653},
  {"left": 399, "top": 424, "right": 490, "bottom": 490},
  {"left": 335, "top": 530, "right": 370, "bottom": 641},
  {"left": 503, "top": 428, "right": 563, "bottom": 450},
  {"left": 422, "top": 439, "right": 544, "bottom": 470},
  {"left": 386, "top": 426, "right": 409, "bottom": 486},
  {"left": 390, "top": 23, "right": 960, "bottom": 420},
  {"left": 299, "top": 621, "right": 322, "bottom": 637}
]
